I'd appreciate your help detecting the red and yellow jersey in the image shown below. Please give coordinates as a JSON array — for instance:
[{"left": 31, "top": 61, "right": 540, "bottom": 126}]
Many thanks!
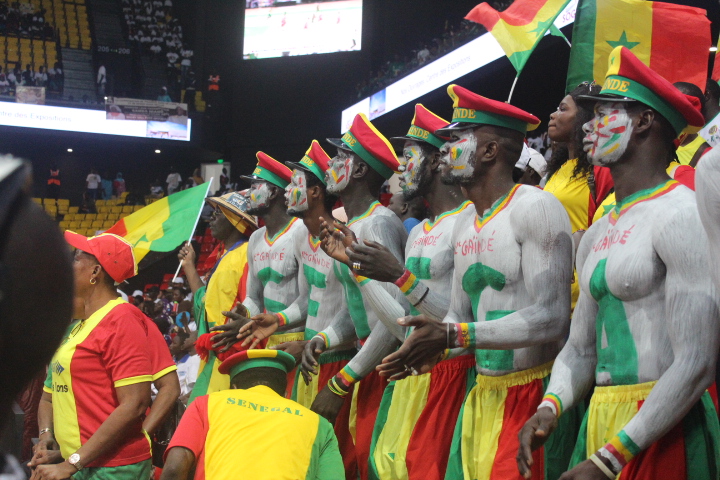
[
  {"left": 166, "top": 386, "right": 343, "bottom": 480},
  {"left": 43, "top": 298, "right": 154, "bottom": 467}
]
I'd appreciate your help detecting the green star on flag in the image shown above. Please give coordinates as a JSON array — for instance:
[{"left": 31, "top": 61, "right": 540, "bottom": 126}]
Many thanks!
[{"left": 607, "top": 31, "right": 639, "bottom": 49}]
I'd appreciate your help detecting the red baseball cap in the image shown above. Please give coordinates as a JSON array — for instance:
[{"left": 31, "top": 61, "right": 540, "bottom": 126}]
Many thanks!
[{"left": 65, "top": 231, "right": 138, "bottom": 283}]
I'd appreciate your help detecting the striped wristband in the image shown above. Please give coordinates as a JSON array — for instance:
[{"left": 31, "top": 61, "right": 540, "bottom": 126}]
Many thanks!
[
  {"left": 327, "top": 377, "right": 350, "bottom": 397},
  {"left": 589, "top": 454, "right": 616, "bottom": 479},
  {"left": 315, "top": 332, "right": 330, "bottom": 348},
  {"left": 598, "top": 430, "right": 640, "bottom": 476},
  {"left": 454, "top": 323, "right": 473, "bottom": 348},
  {"left": 539, "top": 393, "right": 563, "bottom": 417},
  {"left": 394, "top": 269, "right": 419, "bottom": 294},
  {"left": 276, "top": 312, "right": 288, "bottom": 327}
]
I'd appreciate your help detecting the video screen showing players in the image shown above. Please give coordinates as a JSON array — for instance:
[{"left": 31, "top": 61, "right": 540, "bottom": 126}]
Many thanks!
[{"left": 243, "top": 0, "right": 362, "bottom": 60}]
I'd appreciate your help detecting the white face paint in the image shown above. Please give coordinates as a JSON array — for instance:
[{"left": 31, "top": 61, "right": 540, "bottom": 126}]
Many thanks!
[
  {"left": 444, "top": 129, "right": 478, "bottom": 181},
  {"left": 399, "top": 140, "right": 425, "bottom": 195},
  {"left": 285, "top": 169, "right": 309, "bottom": 215},
  {"left": 582, "top": 102, "right": 634, "bottom": 166},
  {"left": 248, "top": 181, "right": 272, "bottom": 212},
  {"left": 325, "top": 150, "right": 353, "bottom": 194}
]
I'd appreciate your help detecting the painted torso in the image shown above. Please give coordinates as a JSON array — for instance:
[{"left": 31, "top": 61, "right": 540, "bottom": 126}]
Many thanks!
[
  {"left": 453, "top": 185, "right": 561, "bottom": 375},
  {"left": 296, "top": 223, "right": 345, "bottom": 342},
  {"left": 405, "top": 201, "right": 472, "bottom": 317},
  {"left": 336, "top": 202, "right": 407, "bottom": 340},
  {"left": 245, "top": 218, "right": 303, "bottom": 331},
  {"left": 579, "top": 180, "right": 694, "bottom": 385}
]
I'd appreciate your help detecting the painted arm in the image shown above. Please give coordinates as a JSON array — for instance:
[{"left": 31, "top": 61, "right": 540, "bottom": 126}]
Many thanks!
[
  {"left": 273, "top": 236, "right": 308, "bottom": 328},
  {"left": 160, "top": 447, "right": 195, "bottom": 480},
  {"left": 354, "top": 277, "right": 408, "bottom": 342},
  {"left": 457, "top": 194, "right": 573, "bottom": 349},
  {"left": 316, "top": 300, "right": 357, "bottom": 348},
  {"left": 241, "top": 236, "right": 263, "bottom": 316},
  {"left": 696, "top": 146, "right": 720, "bottom": 292},
  {"left": 594, "top": 208, "right": 720, "bottom": 473}
]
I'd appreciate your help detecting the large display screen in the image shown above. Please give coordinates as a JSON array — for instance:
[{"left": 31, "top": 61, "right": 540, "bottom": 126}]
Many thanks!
[
  {"left": 0, "top": 101, "right": 191, "bottom": 140},
  {"left": 340, "top": 0, "right": 577, "bottom": 131},
  {"left": 243, "top": 0, "right": 362, "bottom": 60}
]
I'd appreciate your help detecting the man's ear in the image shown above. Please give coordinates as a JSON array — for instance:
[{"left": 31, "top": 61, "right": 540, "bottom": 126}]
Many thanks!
[
  {"left": 634, "top": 108, "right": 655, "bottom": 135},
  {"left": 429, "top": 149, "right": 443, "bottom": 171},
  {"left": 308, "top": 185, "right": 322, "bottom": 200},
  {"left": 401, "top": 202, "right": 409, "bottom": 215},
  {"left": 267, "top": 184, "right": 282, "bottom": 200},
  {"left": 478, "top": 139, "right": 500, "bottom": 163},
  {"left": 352, "top": 158, "right": 368, "bottom": 179}
]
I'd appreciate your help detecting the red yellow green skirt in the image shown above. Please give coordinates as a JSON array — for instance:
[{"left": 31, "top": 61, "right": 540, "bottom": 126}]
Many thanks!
[
  {"left": 569, "top": 381, "right": 720, "bottom": 479},
  {"left": 291, "top": 349, "right": 358, "bottom": 480},
  {"left": 368, "top": 354, "right": 476, "bottom": 480},
  {"left": 445, "top": 361, "right": 582, "bottom": 480}
]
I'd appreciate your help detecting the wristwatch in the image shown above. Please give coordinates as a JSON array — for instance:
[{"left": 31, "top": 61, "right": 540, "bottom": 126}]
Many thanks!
[{"left": 68, "top": 453, "right": 83, "bottom": 471}]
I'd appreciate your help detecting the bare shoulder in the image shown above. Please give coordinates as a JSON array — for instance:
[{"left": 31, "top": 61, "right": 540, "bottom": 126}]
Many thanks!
[{"left": 511, "top": 185, "right": 572, "bottom": 234}]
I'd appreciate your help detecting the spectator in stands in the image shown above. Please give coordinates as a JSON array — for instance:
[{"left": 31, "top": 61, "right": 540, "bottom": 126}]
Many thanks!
[
  {"left": 79, "top": 192, "right": 97, "bottom": 214},
  {"left": 184, "top": 71, "right": 196, "bottom": 113},
  {"left": 97, "top": 64, "right": 107, "bottom": 99},
  {"left": 47, "top": 163, "right": 60, "bottom": 200},
  {"left": 172, "top": 330, "right": 199, "bottom": 405},
  {"left": 150, "top": 180, "right": 164, "bottom": 198},
  {"left": 113, "top": 172, "right": 126, "bottom": 197},
  {"left": 22, "top": 63, "right": 34, "bottom": 86},
  {"left": 180, "top": 46, "right": 192, "bottom": 80},
  {"left": 167, "top": 167, "right": 182, "bottom": 194},
  {"left": 158, "top": 86, "right": 172, "bottom": 102},
  {"left": 31, "top": 66, "right": 46, "bottom": 87},
  {"left": 86, "top": 168, "right": 101, "bottom": 200},
  {"left": 417, "top": 44, "right": 430, "bottom": 65},
  {"left": 42, "top": 20, "right": 52, "bottom": 38},
  {"left": 52, "top": 61, "right": 63, "bottom": 94},
  {"left": 0, "top": 70, "right": 9, "bottom": 95},
  {"left": 7, "top": 67, "right": 17, "bottom": 91},
  {"left": 191, "top": 167, "right": 203, "bottom": 186},
  {"left": 101, "top": 172, "right": 113, "bottom": 200}
]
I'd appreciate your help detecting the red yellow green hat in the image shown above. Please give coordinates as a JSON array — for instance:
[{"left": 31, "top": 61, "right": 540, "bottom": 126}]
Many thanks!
[
  {"left": 578, "top": 46, "right": 705, "bottom": 136},
  {"left": 327, "top": 113, "right": 400, "bottom": 180},
  {"left": 240, "top": 151, "right": 293, "bottom": 188},
  {"left": 390, "top": 104, "right": 450, "bottom": 149},
  {"left": 437, "top": 84, "right": 541, "bottom": 136},
  {"left": 285, "top": 140, "right": 331, "bottom": 185},
  {"left": 218, "top": 349, "right": 297, "bottom": 379}
]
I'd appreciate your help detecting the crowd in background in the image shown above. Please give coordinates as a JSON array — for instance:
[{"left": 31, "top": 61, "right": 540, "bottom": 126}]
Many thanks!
[{"left": 0, "top": 1, "right": 55, "bottom": 39}]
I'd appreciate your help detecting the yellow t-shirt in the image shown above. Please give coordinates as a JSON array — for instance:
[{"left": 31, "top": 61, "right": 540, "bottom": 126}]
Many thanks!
[
  {"left": 543, "top": 159, "right": 591, "bottom": 233},
  {"left": 676, "top": 135, "right": 706, "bottom": 166}
]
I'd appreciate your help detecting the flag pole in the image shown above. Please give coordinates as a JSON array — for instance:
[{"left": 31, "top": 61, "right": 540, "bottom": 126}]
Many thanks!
[
  {"left": 172, "top": 178, "right": 214, "bottom": 282},
  {"left": 507, "top": 75, "right": 520, "bottom": 103}
]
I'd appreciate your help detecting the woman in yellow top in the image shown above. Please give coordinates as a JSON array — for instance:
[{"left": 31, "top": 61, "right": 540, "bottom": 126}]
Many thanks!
[{"left": 544, "top": 83, "right": 614, "bottom": 306}]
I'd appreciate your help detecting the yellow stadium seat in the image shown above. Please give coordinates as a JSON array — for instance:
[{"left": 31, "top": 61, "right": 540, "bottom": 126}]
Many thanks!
[
  {"left": 122, "top": 205, "right": 134, "bottom": 214},
  {"left": 32, "top": 198, "right": 42, "bottom": 204},
  {"left": 98, "top": 206, "right": 110, "bottom": 214},
  {"left": 91, "top": 220, "right": 104, "bottom": 229},
  {"left": 133, "top": 205, "right": 143, "bottom": 212},
  {"left": 68, "top": 206, "right": 79, "bottom": 214},
  {"left": 59, "top": 221, "right": 69, "bottom": 229},
  {"left": 95, "top": 199, "right": 106, "bottom": 206},
  {"left": 75, "top": 214, "right": 86, "bottom": 221},
  {"left": 68, "top": 221, "right": 80, "bottom": 230},
  {"left": 85, "top": 214, "right": 97, "bottom": 221},
  {"left": 80, "top": 220, "right": 92, "bottom": 228},
  {"left": 58, "top": 199, "right": 70, "bottom": 206},
  {"left": 95, "top": 213, "right": 107, "bottom": 221},
  {"left": 103, "top": 220, "right": 115, "bottom": 229},
  {"left": 43, "top": 198, "right": 55, "bottom": 205},
  {"left": 111, "top": 206, "right": 122, "bottom": 214}
]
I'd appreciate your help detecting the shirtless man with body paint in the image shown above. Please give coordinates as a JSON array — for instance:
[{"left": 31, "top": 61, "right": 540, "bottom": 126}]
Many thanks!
[
  {"left": 377, "top": 84, "right": 576, "bottom": 480},
  {"left": 518, "top": 47, "right": 720, "bottom": 480},
  {"left": 321, "top": 104, "right": 475, "bottom": 480},
  {"left": 304, "top": 113, "right": 408, "bottom": 480},
  {"left": 210, "top": 152, "right": 306, "bottom": 351}
]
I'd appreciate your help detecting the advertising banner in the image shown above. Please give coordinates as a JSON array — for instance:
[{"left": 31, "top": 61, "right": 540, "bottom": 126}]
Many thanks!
[
  {"left": 105, "top": 97, "right": 188, "bottom": 126},
  {"left": 16, "top": 86, "right": 46, "bottom": 105}
]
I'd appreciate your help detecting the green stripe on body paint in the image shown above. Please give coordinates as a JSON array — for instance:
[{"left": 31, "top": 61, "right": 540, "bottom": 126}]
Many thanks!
[
  {"left": 335, "top": 262, "right": 371, "bottom": 339},
  {"left": 590, "top": 259, "right": 639, "bottom": 385},
  {"left": 264, "top": 298, "right": 287, "bottom": 314},
  {"left": 304, "top": 264, "right": 327, "bottom": 319},
  {"left": 565, "top": 0, "right": 596, "bottom": 93},
  {"left": 258, "top": 267, "right": 285, "bottom": 287},
  {"left": 475, "top": 310, "right": 515, "bottom": 371},
  {"left": 406, "top": 256, "right": 432, "bottom": 280}
]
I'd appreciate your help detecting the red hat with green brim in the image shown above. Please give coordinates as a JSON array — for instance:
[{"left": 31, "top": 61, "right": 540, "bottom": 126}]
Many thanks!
[
  {"left": 327, "top": 113, "right": 400, "bottom": 180},
  {"left": 240, "top": 151, "right": 293, "bottom": 188},
  {"left": 218, "top": 349, "right": 297, "bottom": 379},
  {"left": 577, "top": 46, "right": 705, "bottom": 136},
  {"left": 390, "top": 104, "right": 450, "bottom": 149},
  {"left": 65, "top": 231, "right": 137, "bottom": 283},
  {"left": 436, "top": 84, "right": 541, "bottom": 136},
  {"left": 285, "top": 140, "right": 331, "bottom": 185}
]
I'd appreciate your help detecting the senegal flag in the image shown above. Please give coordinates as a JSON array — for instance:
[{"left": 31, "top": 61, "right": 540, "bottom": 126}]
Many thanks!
[
  {"left": 466, "top": 0, "right": 571, "bottom": 74},
  {"left": 566, "top": 0, "right": 710, "bottom": 93},
  {"left": 106, "top": 182, "right": 210, "bottom": 265}
]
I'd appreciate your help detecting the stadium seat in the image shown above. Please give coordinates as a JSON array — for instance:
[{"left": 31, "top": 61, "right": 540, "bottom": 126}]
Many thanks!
[
  {"left": 91, "top": 220, "right": 104, "bottom": 229},
  {"left": 43, "top": 198, "right": 55, "bottom": 205},
  {"left": 102, "top": 220, "right": 115, "bottom": 229},
  {"left": 68, "top": 221, "right": 80, "bottom": 230},
  {"left": 122, "top": 205, "right": 134, "bottom": 213},
  {"left": 58, "top": 199, "right": 70, "bottom": 205},
  {"left": 98, "top": 206, "right": 110, "bottom": 214},
  {"left": 85, "top": 214, "right": 97, "bottom": 221},
  {"left": 80, "top": 220, "right": 92, "bottom": 228},
  {"left": 32, "top": 198, "right": 42, "bottom": 204},
  {"left": 95, "top": 213, "right": 107, "bottom": 221},
  {"left": 96, "top": 200, "right": 106, "bottom": 206},
  {"left": 59, "top": 221, "right": 69, "bottom": 229},
  {"left": 68, "top": 206, "right": 79, "bottom": 214},
  {"left": 134, "top": 205, "right": 143, "bottom": 211},
  {"left": 111, "top": 206, "right": 122, "bottom": 214},
  {"left": 74, "top": 214, "right": 85, "bottom": 221}
]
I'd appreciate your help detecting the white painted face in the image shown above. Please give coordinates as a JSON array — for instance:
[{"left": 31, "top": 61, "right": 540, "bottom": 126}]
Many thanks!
[
  {"left": 285, "top": 169, "right": 309, "bottom": 215},
  {"left": 583, "top": 102, "right": 634, "bottom": 166},
  {"left": 399, "top": 140, "right": 425, "bottom": 195},
  {"left": 248, "top": 181, "right": 272, "bottom": 211},
  {"left": 325, "top": 149, "right": 353, "bottom": 194},
  {"left": 443, "top": 129, "right": 478, "bottom": 181}
]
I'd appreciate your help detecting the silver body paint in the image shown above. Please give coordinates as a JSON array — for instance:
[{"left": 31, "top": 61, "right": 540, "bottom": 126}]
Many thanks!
[{"left": 285, "top": 170, "right": 310, "bottom": 215}]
